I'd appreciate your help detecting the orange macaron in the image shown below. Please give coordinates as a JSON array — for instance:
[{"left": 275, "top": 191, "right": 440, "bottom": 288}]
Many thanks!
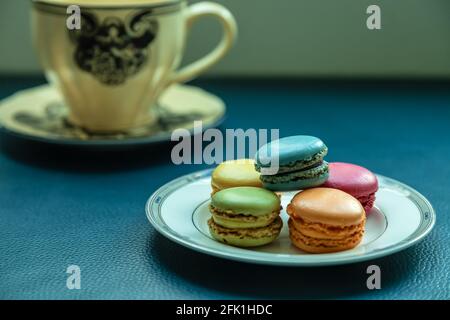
[{"left": 287, "top": 188, "right": 366, "bottom": 253}]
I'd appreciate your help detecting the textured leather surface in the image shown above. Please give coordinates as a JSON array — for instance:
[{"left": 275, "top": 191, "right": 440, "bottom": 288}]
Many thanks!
[{"left": 0, "top": 78, "right": 449, "bottom": 299}]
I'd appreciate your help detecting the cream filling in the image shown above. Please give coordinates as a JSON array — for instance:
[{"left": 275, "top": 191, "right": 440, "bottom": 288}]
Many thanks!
[
  {"left": 210, "top": 205, "right": 280, "bottom": 229},
  {"left": 260, "top": 162, "right": 328, "bottom": 183},
  {"left": 256, "top": 148, "right": 328, "bottom": 174}
]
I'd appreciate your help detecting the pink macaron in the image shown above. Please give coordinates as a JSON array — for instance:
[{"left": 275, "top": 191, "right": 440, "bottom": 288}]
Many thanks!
[{"left": 322, "top": 162, "right": 378, "bottom": 213}]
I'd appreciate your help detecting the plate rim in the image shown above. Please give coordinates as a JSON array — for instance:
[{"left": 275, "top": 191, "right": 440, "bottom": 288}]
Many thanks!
[{"left": 145, "top": 169, "right": 436, "bottom": 266}]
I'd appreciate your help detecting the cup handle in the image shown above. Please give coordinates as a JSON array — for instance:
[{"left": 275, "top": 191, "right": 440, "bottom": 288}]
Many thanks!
[{"left": 168, "top": 2, "right": 237, "bottom": 85}]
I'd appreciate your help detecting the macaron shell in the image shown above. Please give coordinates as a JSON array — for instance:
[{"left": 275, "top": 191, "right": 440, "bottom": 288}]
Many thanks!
[
  {"left": 322, "top": 162, "right": 378, "bottom": 198},
  {"left": 211, "top": 187, "right": 280, "bottom": 216},
  {"left": 256, "top": 135, "right": 327, "bottom": 168},
  {"left": 208, "top": 217, "right": 283, "bottom": 247},
  {"left": 287, "top": 188, "right": 365, "bottom": 226},
  {"left": 211, "top": 159, "right": 262, "bottom": 192}
]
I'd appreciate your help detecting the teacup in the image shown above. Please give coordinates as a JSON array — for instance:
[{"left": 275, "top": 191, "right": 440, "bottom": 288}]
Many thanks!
[{"left": 32, "top": 0, "right": 237, "bottom": 132}]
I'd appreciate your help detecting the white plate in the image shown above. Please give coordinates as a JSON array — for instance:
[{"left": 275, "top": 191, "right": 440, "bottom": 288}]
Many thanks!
[{"left": 146, "top": 169, "right": 435, "bottom": 266}]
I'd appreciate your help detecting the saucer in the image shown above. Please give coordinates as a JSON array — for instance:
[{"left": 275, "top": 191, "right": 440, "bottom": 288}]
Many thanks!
[
  {"left": 0, "top": 84, "right": 226, "bottom": 147},
  {"left": 146, "top": 169, "right": 435, "bottom": 266}
]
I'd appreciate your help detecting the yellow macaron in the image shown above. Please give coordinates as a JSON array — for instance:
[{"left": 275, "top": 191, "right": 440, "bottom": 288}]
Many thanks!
[{"left": 211, "top": 159, "right": 262, "bottom": 194}]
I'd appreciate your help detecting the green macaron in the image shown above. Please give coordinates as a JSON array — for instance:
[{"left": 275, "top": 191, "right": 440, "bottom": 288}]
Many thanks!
[{"left": 208, "top": 187, "right": 282, "bottom": 247}]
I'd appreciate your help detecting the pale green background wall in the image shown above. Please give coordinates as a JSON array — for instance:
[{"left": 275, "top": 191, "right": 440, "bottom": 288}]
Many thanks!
[{"left": 1, "top": 0, "right": 450, "bottom": 77}]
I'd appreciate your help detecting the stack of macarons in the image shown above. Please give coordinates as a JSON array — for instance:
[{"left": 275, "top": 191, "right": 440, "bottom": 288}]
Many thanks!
[{"left": 207, "top": 135, "right": 379, "bottom": 253}]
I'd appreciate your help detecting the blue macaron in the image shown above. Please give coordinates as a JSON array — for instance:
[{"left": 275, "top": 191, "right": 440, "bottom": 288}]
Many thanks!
[{"left": 255, "top": 135, "right": 329, "bottom": 191}]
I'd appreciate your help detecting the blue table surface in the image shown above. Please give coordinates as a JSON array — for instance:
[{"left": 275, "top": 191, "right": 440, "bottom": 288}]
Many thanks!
[{"left": 0, "top": 77, "right": 449, "bottom": 300}]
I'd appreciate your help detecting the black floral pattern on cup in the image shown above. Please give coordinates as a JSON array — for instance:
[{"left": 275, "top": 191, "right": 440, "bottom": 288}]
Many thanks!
[{"left": 69, "top": 11, "right": 158, "bottom": 85}]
